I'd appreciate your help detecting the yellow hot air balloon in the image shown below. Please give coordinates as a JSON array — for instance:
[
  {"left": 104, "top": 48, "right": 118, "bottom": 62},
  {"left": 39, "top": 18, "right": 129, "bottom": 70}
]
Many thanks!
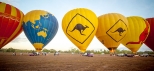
[
  {"left": 121, "top": 16, "right": 150, "bottom": 53},
  {"left": 96, "top": 13, "right": 128, "bottom": 54},
  {"left": 62, "top": 8, "right": 98, "bottom": 52}
]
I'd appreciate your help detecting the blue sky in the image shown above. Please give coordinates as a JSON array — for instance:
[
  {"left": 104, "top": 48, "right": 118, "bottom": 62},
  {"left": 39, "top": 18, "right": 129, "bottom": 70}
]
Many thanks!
[{"left": 1, "top": 0, "right": 154, "bottom": 51}]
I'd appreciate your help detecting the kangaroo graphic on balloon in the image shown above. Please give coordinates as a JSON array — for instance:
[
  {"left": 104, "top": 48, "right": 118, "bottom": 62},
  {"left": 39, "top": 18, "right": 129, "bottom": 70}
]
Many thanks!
[
  {"left": 70, "top": 23, "right": 89, "bottom": 35},
  {"left": 126, "top": 20, "right": 149, "bottom": 45},
  {"left": 111, "top": 27, "right": 126, "bottom": 36}
]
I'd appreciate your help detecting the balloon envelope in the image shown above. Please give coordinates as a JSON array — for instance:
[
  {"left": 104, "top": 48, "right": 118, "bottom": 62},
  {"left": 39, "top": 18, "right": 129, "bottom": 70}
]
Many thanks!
[
  {"left": 0, "top": 2, "right": 24, "bottom": 49},
  {"left": 144, "top": 18, "right": 154, "bottom": 51},
  {"left": 22, "top": 10, "right": 58, "bottom": 52},
  {"left": 62, "top": 8, "right": 98, "bottom": 52},
  {"left": 96, "top": 13, "right": 128, "bottom": 52},
  {"left": 121, "top": 16, "right": 150, "bottom": 53}
]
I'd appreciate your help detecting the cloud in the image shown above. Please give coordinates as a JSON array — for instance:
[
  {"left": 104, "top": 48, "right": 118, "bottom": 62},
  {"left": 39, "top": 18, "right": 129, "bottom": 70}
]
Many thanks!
[
  {"left": 11, "top": 37, "right": 28, "bottom": 43},
  {"left": 0, "top": 0, "right": 20, "bottom": 7},
  {"left": 10, "top": 32, "right": 29, "bottom": 43}
]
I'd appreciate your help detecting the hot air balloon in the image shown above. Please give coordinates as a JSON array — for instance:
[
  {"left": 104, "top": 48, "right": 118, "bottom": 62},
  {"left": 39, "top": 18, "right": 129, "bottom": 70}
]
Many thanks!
[
  {"left": 96, "top": 13, "right": 128, "bottom": 55},
  {"left": 62, "top": 8, "right": 98, "bottom": 52},
  {"left": 0, "top": 2, "right": 24, "bottom": 49},
  {"left": 121, "top": 16, "right": 150, "bottom": 53},
  {"left": 144, "top": 18, "right": 154, "bottom": 51},
  {"left": 22, "top": 10, "right": 58, "bottom": 52}
]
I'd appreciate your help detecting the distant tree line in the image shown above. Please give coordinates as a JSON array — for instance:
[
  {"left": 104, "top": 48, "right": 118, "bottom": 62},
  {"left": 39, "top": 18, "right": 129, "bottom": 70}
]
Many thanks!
[{"left": 0, "top": 47, "right": 154, "bottom": 54}]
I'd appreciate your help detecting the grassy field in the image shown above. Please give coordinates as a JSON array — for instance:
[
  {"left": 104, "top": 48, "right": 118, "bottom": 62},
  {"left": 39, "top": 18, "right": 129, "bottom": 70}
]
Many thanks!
[{"left": 0, "top": 52, "right": 154, "bottom": 71}]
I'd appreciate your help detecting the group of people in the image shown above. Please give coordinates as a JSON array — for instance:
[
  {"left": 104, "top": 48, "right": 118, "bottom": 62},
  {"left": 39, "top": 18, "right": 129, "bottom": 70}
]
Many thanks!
[
  {"left": 12, "top": 52, "right": 23, "bottom": 56},
  {"left": 42, "top": 52, "right": 47, "bottom": 56},
  {"left": 12, "top": 52, "right": 16, "bottom": 56},
  {"left": 54, "top": 51, "right": 59, "bottom": 56},
  {"left": 12, "top": 51, "right": 60, "bottom": 56}
]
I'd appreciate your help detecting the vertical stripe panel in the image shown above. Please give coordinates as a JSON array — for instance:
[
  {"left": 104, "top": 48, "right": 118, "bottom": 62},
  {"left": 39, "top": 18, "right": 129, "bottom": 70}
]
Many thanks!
[
  {"left": 0, "top": 13, "right": 3, "bottom": 35},
  {"left": 0, "top": 3, "right": 6, "bottom": 13},
  {"left": 11, "top": 6, "right": 16, "bottom": 17},
  {"left": 37, "top": 12, "right": 41, "bottom": 44},
  {"left": 4, "top": 4, "right": 11, "bottom": 14},
  {"left": 0, "top": 14, "right": 9, "bottom": 37},
  {"left": 4, "top": 16, "right": 15, "bottom": 38},
  {"left": 44, "top": 15, "right": 51, "bottom": 46},
  {"left": 15, "top": 7, "right": 21, "bottom": 18},
  {"left": 6, "top": 19, "right": 19, "bottom": 39}
]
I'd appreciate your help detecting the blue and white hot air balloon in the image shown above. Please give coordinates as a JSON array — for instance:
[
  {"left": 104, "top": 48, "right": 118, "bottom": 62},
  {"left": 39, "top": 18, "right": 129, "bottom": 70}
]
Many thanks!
[{"left": 22, "top": 10, "right": 58, "bottom": 52}]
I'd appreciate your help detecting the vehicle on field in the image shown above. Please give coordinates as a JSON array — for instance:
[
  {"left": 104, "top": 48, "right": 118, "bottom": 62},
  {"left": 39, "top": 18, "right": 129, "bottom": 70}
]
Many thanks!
[
  {"left": 139, "top": 53, "right": 149, "bottom": 57},
  {"left": 82, "top": 52, "right": 94, "bottom": 57},
  {"left": 125, "top": 54, "right": 134, "bottom": 57},
  {"left": 117, "top": 53, "right": 125, "bottom": 57},
  {"left": 29, "top": 51, "right": 39, "bottom": 56}
]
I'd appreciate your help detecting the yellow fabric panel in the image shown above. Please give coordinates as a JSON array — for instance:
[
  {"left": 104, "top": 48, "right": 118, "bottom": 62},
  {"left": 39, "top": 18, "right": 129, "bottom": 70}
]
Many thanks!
[
  {"left": 10, "top": 6, "right": 17, "bottom": 17},
  {"left": 0, "top": 3, "right": 6, "bottom": 13}
]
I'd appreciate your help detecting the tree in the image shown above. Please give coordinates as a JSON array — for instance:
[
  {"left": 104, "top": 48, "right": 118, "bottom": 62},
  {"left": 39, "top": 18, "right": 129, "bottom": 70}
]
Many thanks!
[
  {"left": 0, "top": 48, "right": 7, "bottom": 52},
  {"left": 50, "top": 49, "right": 56, "bottom": 53},
  {"left": 58, "top": 50, "right": 63, "bottom": 53},
  {"left": 75, "top": 49, "right": 80, "bottom": 53},
  {"left": 70, "top": 47, "right": 77, "bottom": 53},
  {"left": 103, "top": 49, "right": 109, "bottom": 54},
  {"left": 6, "top": 48, "right": 15, "bottom": 52},
  {"left": 42, "top": 48, "right": 50, "bottom": 53}
]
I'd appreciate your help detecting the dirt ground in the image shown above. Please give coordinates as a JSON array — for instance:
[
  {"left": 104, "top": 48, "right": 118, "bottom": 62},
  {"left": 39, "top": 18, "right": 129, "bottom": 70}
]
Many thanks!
[{"left": 0, "top": 52, "right": 154, "bottom": 71}]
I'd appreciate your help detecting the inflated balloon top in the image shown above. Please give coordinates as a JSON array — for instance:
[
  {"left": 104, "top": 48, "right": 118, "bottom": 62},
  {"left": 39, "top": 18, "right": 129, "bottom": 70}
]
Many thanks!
[
  {"left": 62, "top": 8, "right": 98, "bottom": 52},
  {"left": 0, "top": 2, "right": 24, "bottom": 49},
  {"left": 121, "top": 16, "right": 150, "bottom": 53},
  {"left": 96, "top": 13, "right": 128, "bottom": 53},
  {"left": 22, "top": 10, "right": 58, "bottom": 52}
]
